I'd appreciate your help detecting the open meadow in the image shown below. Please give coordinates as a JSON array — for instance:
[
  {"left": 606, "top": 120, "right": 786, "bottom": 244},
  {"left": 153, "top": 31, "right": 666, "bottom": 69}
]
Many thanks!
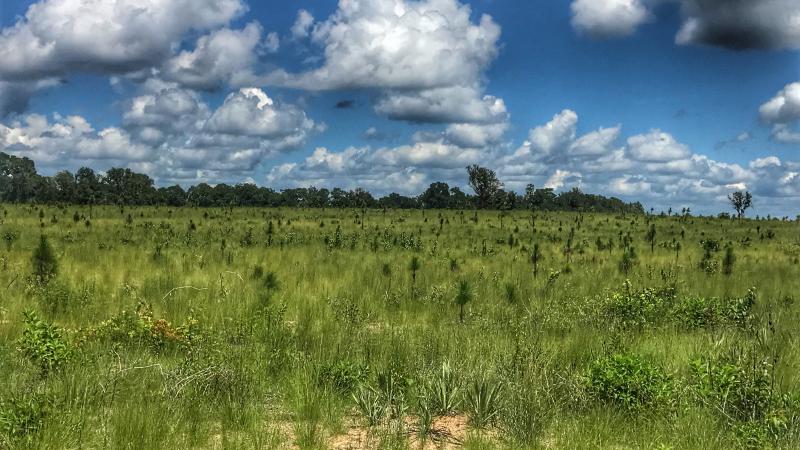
[{"left": 1, "top": 205, "right": 800, "bottom": 449}]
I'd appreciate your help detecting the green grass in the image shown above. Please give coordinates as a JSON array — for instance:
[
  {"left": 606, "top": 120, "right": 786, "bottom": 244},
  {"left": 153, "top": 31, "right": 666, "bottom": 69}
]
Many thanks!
[{"left": 0, "top": 204, "right": 799, "bottom": 449}]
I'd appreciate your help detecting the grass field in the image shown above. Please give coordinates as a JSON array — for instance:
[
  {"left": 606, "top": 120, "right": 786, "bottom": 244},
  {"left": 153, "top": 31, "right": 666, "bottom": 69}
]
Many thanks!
[{"left": 1, "top": 205, "right": 799, "bottom": 449}]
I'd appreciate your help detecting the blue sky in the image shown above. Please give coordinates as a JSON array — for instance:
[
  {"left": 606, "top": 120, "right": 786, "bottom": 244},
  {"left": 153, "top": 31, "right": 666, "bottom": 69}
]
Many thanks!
[{"left": 0, "top": 0, "right": 799, "bottom": 215}]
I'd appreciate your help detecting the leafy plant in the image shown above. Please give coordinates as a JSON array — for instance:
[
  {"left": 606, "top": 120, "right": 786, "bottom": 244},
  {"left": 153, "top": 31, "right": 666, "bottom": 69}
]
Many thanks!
[
  {"left": 465, "top": 376, "right": 503, "bottom": 428},
  {"left": 17, "top": 310, "right": 70, "bottom": 375},
  {"left": 353, "top": 385, "right": 385, "bottom": 427},
  {"left": 586, "top": 353, "right": 674, "bottom": 411},
  {"left": 431, "top": 361, "right": 461, "bottom": 415}
]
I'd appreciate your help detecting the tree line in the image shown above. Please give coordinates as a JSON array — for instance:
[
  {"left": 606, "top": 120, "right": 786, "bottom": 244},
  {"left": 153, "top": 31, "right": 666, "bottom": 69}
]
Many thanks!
[{"left": 0, "top": 152, "right": 644, "bottom": 213}]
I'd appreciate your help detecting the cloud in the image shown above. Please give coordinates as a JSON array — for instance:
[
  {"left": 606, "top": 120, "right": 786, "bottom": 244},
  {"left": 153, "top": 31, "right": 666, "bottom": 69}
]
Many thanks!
[
  {"left": 264, "top": 106, "right": 800, "bottom": 214},
  {"left": 0, "top": 0, "right": 246, "bottom": 81},
  {"left": 0, "top": 113, "right": 152, "bottom": 165},
  {"left": 206, "top": 88, "right": 315, "bottom": 138},
  {"left": 161, "top": 22, "right": 264, "bottom": 90},
  {"left": 2, "top": 86, "right": 318, "bottom": 183},
  {"left": 626, "top": 130, "right": 691, "bottom": 162},
  {"left": 772, "top": 124, "right": 800, "bottom": 144},
  {"left": 519, "top": 110, "right": 578, "bottom": 157},
  {"left": 494, "top": 109, "right": 800, "bottom": 212},
  {"left": 264, "top": 32, "right": 280, "bottom": 53},
  {"left": 760, "top": 82, "right": 800, "bottom": 144},
  {"left": 266, "top": 125, "right": 501, "bottom": 194},
  {"left": 760, "top": 82, "right": 800, "bottom": 125},
  {"left": 335, "top": 100, "right": 355, "bottom": 109},
  {"left": 0, "top": 79, "right": 59, "bottom": 117},
  {"left": 570, "top": 0, "right": 650, "bottom": 38},
  {"left": 375, "top": 88, "right": 508, "bottom": 124},
  {"left": 571, "top": 0, "right": 800, "bottom": 51},
  {"left": 363, "top": 127, "right": 388, "bottom": 141},
  {"left": 291, "top": 9, "right": 315, "bottom": 39},
  {"left": 676, "top": 0, "right": 800, "bottom": 50},
  {"left": 266, "top": 0, "right": 505, "bottom": 127},
  {"left": 267, "top": 146, "right": 432, "bottom": 194},
  {"left": 273, "top": 0, "right": 499, "bottom": 91},
  {"left": 445, "top": 121, "right": 509, "bottom": 148},
  {"left": 569, "top": 125, "right": 622, "bottom": 156}
]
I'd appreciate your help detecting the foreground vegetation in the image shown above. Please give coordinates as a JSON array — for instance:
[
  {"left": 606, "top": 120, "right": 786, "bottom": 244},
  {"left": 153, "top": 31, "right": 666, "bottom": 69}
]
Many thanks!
[{"left": 1, "top": 205, "right": 799, "bottom": 449}]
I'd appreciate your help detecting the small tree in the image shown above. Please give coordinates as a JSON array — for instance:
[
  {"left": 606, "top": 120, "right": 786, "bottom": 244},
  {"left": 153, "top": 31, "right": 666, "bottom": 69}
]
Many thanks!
[
  {"left": 455, "top": 279, "right": 473, "bottom": 323},
  {"left": 409, "top": 256, "right": 421, "bottom": 296},
  {"left": 31, "top": 235, "right": 57, "bottom": 284},
  {"left": 645, "top": 224, "right": 656, "bottom": 252},
  {"left": 531, "top": 243, "right": 542, "bottom": 278},
  {"left": 728, "top": 191, "right": 752, "bottom": 219},
  {"left": 722, "top": 244, "right": 735, "bottom": 275},
  {"left": 619, "top": 246, "right": 637, "bottom": 276}
]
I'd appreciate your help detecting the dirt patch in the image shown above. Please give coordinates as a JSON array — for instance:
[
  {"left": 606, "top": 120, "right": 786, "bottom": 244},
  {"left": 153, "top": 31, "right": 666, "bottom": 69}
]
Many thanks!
[{"left": 328, "top": 414, "right": 477, "bottom": 450}]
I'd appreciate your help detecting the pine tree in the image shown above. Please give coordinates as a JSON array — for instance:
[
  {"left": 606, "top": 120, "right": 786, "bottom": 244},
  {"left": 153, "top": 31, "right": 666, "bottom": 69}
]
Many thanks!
[{"left": 32, "top": 235, "right": 58, "bottom": 284}]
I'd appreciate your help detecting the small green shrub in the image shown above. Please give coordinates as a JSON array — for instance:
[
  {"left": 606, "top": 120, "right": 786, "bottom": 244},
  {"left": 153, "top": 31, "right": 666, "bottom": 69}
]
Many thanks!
[
  {"left": 673, "top": 296, "right": 721, "bottom": 329},
  {"left": 465, "top": 376, "right": 504, "bottom": 428},
  {"left": 586, "top": 353, "right": 674, "bottom": 411},
  {"left": 353, "top": 385, "right": 385, "bottom": 427},
  {"left": 17, "top": 310, "right": 70, "bottom": 375},
  {"left": 604, "top": 281, "right": 675, "bottom": 328},
  {"left": 430, "top": 361, "right": 461, "bottom": 415},
  {"left": 722, "top": 288, "right": 757, "bottom": 328},
  {"left": 76, "top": 301, "right": 191, "bottom": 351}
]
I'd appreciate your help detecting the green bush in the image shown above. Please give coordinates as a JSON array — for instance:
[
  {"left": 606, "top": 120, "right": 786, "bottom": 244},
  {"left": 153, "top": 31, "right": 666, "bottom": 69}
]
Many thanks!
[
  {"left": 586, "top": 353, "right": 674, "bottom": 411},
  {"left": 722, "top": 288, "right": 757, "bottom": 328},
  {"left": 76, "top": 301, "right": 192, "bottom": 351},
  {"left": 604, "top": 281, "right": 675, "bottom": 328},
  {"left": 16, "top": 310, "right": 70, "bottom": 375},
  {"left": 673, "top": 296, "right": 721, "bottom": 329}
]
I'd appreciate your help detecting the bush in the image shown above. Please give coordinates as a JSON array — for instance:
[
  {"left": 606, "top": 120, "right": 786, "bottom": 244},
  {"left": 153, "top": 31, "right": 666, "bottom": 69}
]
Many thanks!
[
  {"left": 17, "top": 310, "right": 70, "bottom": 375},
  {"left": 723, "top": 288, "right": 757, "bottom": 328},
  {"left": 586, "top": 353, "right": 674, "bottom": 411},
  {"left": 673, "top": 296, "right": 721, "bottom": 329},
  {"left": 604, "top": 281, "right": 675, "bottom": 328},
  {"left": 76, "top": 301, "right": 192, "bottom": 351}
]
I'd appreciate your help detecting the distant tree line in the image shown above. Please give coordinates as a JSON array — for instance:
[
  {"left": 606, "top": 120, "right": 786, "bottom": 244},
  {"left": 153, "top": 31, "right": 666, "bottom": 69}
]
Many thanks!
[{"left": 0, "top": 152, "right": 644, "bottom": 213}]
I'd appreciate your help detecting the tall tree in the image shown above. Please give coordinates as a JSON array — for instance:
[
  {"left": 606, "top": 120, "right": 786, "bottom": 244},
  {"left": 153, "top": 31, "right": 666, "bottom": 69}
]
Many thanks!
[
  {"left": 0, "top": 153, "right": 38, "bottom": 202},
  {"left": 466, "top": 165, "right": 502, "bottom": 209},
  {"left": 728, "top": 191, "right": 753, "bottom": 219},
  {"left": 420, "top": 182, "right": 451, "bottom": 209}
]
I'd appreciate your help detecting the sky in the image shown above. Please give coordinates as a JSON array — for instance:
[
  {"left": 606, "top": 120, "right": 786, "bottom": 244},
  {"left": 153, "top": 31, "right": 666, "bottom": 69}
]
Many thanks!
[{"left": 0, "top": 0, "right": 799, "bottom": 216}]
